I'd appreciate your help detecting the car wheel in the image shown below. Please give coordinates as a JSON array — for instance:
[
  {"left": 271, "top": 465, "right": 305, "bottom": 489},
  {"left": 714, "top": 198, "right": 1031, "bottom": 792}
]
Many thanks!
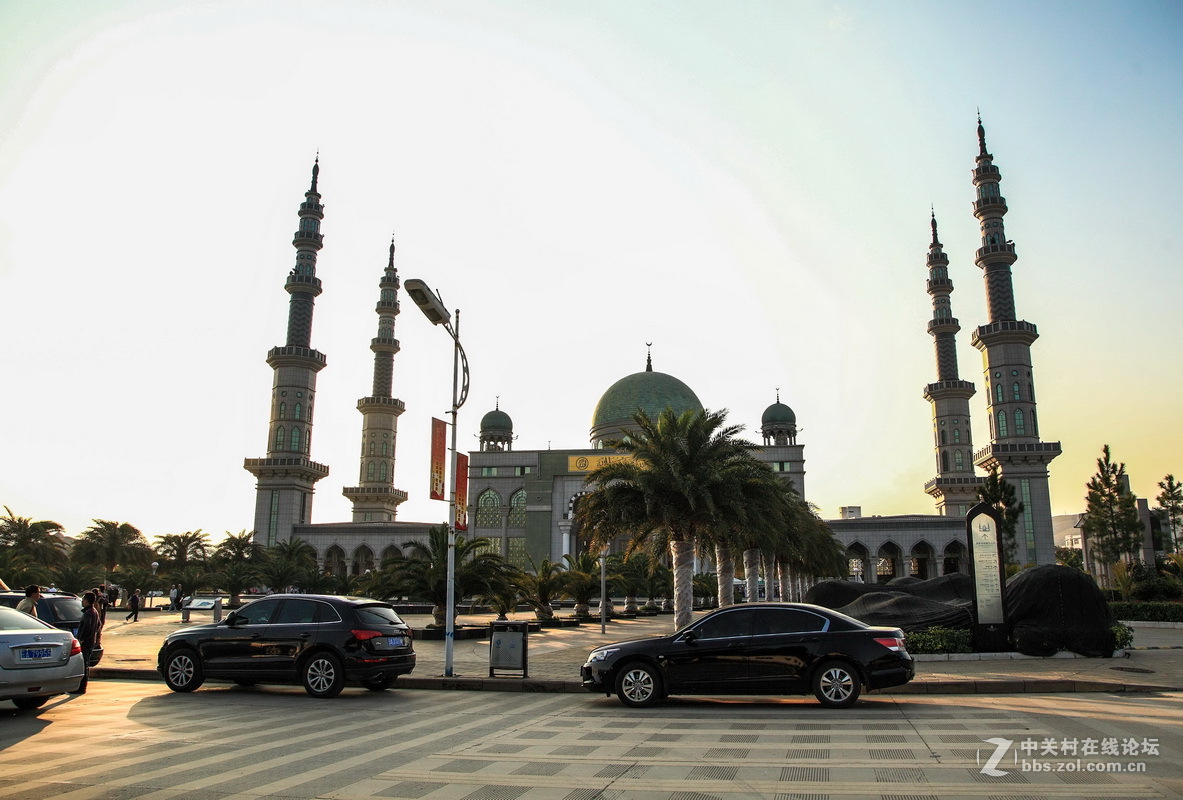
[
  {"left": 302, "top": 652, "right": 345, "bottom": 698},
  {"left": 163, "top": 648, "right": 205, "bottom": 693},
  {"left": 812, "top": 660, "right": 861, "bottom": 708},
  {"left": 11, "top": 696, "right": 49, "bottom": 710},
  {"left": 615, "top": 662, "right": 663, "bottom": 708},
  {"left": 362, "top": 674, "right": 394, "bottom": 692}
]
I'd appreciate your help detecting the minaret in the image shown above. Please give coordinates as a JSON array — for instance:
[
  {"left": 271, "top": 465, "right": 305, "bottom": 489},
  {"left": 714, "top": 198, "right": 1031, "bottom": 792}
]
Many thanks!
[
  {"left": 244, "top": 160, "right": 331, "bottom": 547},
  {"left": 922, "top": 213, "right": 979, "bottom": 516},
  {"left": 968, "top": 118, "right": 1061, "bottom": 565},
  {"left": 341, "top": 239, "right": 409, "bottom": 521}
]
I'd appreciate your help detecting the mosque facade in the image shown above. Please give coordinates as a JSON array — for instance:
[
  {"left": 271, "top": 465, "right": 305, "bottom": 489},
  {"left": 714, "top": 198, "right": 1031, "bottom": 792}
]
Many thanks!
[{"left": 244, "top": 121, "right": 1058, "bottom": 581}]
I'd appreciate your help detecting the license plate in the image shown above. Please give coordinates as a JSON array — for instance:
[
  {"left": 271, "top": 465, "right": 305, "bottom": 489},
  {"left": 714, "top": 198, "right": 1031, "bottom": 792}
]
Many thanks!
[
  {"left": 386, "top": 636, "right": 406, "bottom": 648},
  {"left": 19, "top": 648, "right": 52, "bottom": 661}
]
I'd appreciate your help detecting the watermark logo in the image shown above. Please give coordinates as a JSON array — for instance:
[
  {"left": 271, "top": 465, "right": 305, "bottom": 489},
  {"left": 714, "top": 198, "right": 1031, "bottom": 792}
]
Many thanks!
[{"left": 977, "top": 736, "right": 1159, "bottom": 776}]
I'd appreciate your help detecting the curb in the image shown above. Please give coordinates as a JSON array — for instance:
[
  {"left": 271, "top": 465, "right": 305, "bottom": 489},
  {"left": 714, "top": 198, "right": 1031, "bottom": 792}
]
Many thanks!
[{"left": 92, "top": 667, "right": 1180, "bottom": 695}]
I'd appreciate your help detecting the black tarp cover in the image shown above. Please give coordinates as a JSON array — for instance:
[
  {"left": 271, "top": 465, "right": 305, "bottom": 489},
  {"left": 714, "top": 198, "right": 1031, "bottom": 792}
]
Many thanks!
[
  {"left": 835, "top": 592, "right": 973, "bottom": 631},
  {"left": 1005, "top": 564, "right": 1116, "bottom": 657}
]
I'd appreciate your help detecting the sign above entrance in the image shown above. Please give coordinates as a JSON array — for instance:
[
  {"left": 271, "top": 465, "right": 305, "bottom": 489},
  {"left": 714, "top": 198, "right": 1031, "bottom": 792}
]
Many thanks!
[{"left": 568, "top": 454, "right": 633, "bottom": 473}]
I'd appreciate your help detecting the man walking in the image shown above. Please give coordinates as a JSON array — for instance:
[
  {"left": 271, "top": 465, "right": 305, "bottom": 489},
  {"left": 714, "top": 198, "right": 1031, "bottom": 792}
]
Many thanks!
[
  {"left": 125, "top": 589, "right": 142, "bottom": 622},
  {"left": 169, "top": 584, "right": 179, "bottom": 611}
]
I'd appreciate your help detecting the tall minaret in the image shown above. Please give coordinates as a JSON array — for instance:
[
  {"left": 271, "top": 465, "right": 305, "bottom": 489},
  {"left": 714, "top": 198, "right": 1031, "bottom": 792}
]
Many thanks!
[
  {"left": 244, "top": 160, "right": 331, "bottom": 547},
  {"left": 342, "top": 239, "right": 409, "bottom": 521},
  {"left": 922, "top": 212, "right": 979, "bottom": 517},
  {"left": 968, "top": 118, "right": 1061, "bottom": 565}
]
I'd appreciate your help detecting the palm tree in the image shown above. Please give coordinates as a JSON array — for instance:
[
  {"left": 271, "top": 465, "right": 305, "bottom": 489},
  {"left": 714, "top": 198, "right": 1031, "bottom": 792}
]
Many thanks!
[
  {"left": 212, "top": 530, "right": 264, "bottom": 565},
  {"left": 172, "top": 564, "right": 216, "bottom": 600},
  {"left": 255, "top": 557, "right": 304, "bottom": 594},
  {"left": 71, "top": 520, "right": 154, "bottom": 579},
  {"left": 608, "top": 552, "right": 650, "bottom": 614},
  {"left": 379, "top": 525, "right": 507, "bottom": 626},
  {"left": 211, "top": 560, "right": 259, "bottom": 606},
  {"left": 155, "top": 530, "right": 211, "bottom": 572},
  {"left": 267, "top": 538, "right": 318, "bottom": 571},
  {"left": 513, "top": 555, "right": 566, "bottom": 621},
  {"left": 49, "top": 562, "right": 103, "bottom": 594},
  {"left": 0, "top": 507, "right": 70, "bottom": 568},
  {"left": 115, "top": 565, "right": 162, "bottom": 607},
  {"left": 0, "top": 547, "right": 46, "bottom": 590},
  {"left": 561, "top": 551, "right": 602, "bottom": 618},
  {"left": 575, "top": 407, "right": 791, "bottom": 629}
]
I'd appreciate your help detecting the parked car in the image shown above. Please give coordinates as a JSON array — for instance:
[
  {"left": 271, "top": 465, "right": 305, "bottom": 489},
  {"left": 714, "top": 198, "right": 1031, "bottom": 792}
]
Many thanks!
[
  {"left": 0, "top": 605, "right": 86, "bottom": 709},
  {"left": 157, "top": 594, "right": 416, "bottom": 698},
  {"left": 581, "top": 602, "right": 914, "bottom": 708},
  {"left": 0, "top": 591, "right": 104, "bottom": 667}
]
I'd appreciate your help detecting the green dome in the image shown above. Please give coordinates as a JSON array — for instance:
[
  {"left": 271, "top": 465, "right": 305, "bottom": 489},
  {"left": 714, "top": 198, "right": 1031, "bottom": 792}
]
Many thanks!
[
  {"left": 761, "top": 401, "right": 796, "bottom": 426},
  {"left": 591, "top": 366, "right": 703, "bottom": 443},
  {"left": 480, "top": 407, "right": 513, "bottom": 433}
]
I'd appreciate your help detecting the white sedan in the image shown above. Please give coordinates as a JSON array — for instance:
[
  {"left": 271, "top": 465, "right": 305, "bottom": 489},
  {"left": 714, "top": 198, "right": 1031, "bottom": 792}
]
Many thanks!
[{"left": 0, "top": 606, "right": 85, "bottom": 710}]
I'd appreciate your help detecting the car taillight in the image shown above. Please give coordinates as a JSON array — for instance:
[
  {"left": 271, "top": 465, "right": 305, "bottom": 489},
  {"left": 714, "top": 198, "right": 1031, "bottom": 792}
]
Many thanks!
[
  {"left": 69, "top": 638, "right": 82, "bottom": 657},
  {"left": 351, "top": 629, "right": 382, "bottom": 641},
  {"left": 874, "top": 637, "right": 905, "bottom": 652}
]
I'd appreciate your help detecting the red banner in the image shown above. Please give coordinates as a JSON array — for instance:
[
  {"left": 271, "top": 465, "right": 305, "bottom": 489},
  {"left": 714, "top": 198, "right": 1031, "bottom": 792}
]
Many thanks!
[
  {"left": 454, "top": 452, "right": 469, "bottom": 531},
  {"left": 429, "top": 418, "right": 446, "bottom": 501}
]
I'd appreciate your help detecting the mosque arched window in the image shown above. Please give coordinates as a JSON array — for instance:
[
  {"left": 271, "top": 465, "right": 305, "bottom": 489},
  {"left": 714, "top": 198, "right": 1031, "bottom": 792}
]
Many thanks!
[
  {"left": 940, "top": 430, "right": 947, "bottom": 445},
  {"left": 953, "top": 428, "right": 961, "bottom": 443},
  {"left": 368, "top": 441, "right": 376, "bottom": 456},
  {"left": 1015, "top": 409, "right": 1026, "bottom": 435},
  {"left": 955, "top": 450, "right": 964, "bottom": 470},
  {"left": 941, "top": 452, "right": 949, "bottom": 472},
  {"left": 997, "top": 411, "right": 1008, "bottom": 437},
  {"left": 367, "top": 461, "right": 376, "bottom": 481},
  {"left": 295, "top": 403, "right": 303, "bottom": 420},
  {"left": 509, "top": 490, "right": 527, "bottom": 527},
  {"left": 476, "top": 490, "right": 502, "bottom": 528},
  {"left": 275, "top": 427, "right": 285, "bottom": 450},
  {"left": 381, "top": 442, "right": 388, "bottom": 456},
  {"left": 379, "top": 462, "right": 388, "bottom": 481},
  {"left": 1032, "top": 409, "right": 1038, "bottom": 436},
  {"left": 1012, "top": 383, "right": 1021, "bottom": 402},
  {"left": 290, "top": 427, "right": 302, "bottom": 452},
  {"left": 279, "top": 402, "right": 286, "bottom": 419},
  {"left": 995, "top": 383, "right": 1003, "bottom": 403}
]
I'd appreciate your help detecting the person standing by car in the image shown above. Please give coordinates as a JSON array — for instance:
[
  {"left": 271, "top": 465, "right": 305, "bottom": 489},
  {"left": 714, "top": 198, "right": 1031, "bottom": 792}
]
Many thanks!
[
  {"left": 169, "top": 584, "right": 179, "bottom": 611},
  {"left": 16, "top": 585, "right": 41, "bottom": 618},
  {"left": 72, "top": 591, "right": 100, "bottom": 694},
  {"left": 124, "top": 589, "right": 142, "bottom": 622}
]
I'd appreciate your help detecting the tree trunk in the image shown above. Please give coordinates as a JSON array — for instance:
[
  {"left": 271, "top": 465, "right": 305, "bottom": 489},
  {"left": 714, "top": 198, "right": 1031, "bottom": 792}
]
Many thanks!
[
  {"left": 715, "top": 544, "right": 735, "bottom": 608},
  {"left": 670, "top": 538, "right": 695, "bottom": 630},
  {"left": 431, "top": 604, "right": 446, "bottom": 627},
  {"left": 743, "top": 548, "right": 760, "bottom": 602},
  {"left": 625, "top": 593, "right": 638, "bottom": 613},
  {"left": 777, "top": 560, "right": 790, "bottom": 602}
]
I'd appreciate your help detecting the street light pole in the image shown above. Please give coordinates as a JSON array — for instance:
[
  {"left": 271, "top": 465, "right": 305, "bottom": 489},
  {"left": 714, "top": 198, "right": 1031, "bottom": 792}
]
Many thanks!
[{"left": 404, "top": 278, "right": 469, "bottom": 679}]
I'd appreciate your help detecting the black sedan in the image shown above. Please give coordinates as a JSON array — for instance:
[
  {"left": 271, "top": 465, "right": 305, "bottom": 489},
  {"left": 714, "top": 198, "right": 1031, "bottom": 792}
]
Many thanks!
[
  {"left": 157, "top": 594, "right": 415, "bottom": 698},
  {"left": 582, "top": 602, "right": 913, "bottom": 708}
]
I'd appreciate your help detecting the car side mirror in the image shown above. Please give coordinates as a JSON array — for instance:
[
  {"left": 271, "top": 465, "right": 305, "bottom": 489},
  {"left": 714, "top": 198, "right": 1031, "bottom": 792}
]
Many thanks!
[
  {"left": 682, "top": 630, "right": 698, "bottom": 645},
  {"left": 224, "top": 611, "right": 240, "bottom": 626}
]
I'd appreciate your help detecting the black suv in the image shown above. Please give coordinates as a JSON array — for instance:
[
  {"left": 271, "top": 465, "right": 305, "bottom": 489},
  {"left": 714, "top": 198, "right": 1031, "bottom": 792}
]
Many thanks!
[
  {"left": 157, "top": 594, "right": 416, "bottom": 698},
  {"left": 0, "top": 591, "right": 104, "bottom": 666},
  {"left": 582, "top": 602, "right": 914, "bottom": 708}
]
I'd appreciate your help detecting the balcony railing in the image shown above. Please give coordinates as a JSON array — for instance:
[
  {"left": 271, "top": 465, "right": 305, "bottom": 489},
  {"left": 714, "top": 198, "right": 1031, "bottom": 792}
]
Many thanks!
[
  {"left": 975, "top": 242, "right": 1016, "bottom": 261},
  {"left": 973, "top": 196, "right": 1007, "bottom": 213}
]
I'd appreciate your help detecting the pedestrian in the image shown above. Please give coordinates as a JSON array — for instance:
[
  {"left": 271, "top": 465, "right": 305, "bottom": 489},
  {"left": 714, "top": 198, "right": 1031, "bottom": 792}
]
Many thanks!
[
  {"left": 72, "top": 591, "right": 100, "bottom": 695},
  {"left": 169, "top": 584, "right": 179, "bottom": 611},
  {"left": 125, "top": 589, "right": 142, "bottom": 622},
  {"left": 16, "top": 585, "right": 42, "bottom": 618},
  {"left": 94, "top": 586, "right": 109, "bottom": 643}
]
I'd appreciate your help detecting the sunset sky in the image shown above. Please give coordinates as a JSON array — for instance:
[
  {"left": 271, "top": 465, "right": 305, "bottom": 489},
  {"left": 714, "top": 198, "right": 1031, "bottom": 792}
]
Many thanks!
[{"left": 2, "top": 1, "right": 1180, "bottom": 542}]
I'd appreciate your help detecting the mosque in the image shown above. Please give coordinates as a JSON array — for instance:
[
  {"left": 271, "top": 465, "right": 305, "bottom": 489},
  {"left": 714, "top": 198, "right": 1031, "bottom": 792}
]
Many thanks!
[{"left": 245, "top": 120, "right": 1060, "bottom": 583}]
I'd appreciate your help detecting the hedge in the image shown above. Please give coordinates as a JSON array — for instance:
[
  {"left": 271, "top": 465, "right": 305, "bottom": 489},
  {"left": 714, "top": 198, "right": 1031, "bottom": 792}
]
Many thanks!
[
  {"left": 1109, "top": 601, "right": 1183, "bottom": 623},
  {"left": 905, "top": 627, "right": 972, "bottom": 654}
]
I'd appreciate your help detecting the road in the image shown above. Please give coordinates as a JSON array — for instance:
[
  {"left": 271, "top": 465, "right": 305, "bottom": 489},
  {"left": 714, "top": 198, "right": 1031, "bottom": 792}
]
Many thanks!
[{"left": 2, "top": 682, "right": 1182, "bottom": 799}]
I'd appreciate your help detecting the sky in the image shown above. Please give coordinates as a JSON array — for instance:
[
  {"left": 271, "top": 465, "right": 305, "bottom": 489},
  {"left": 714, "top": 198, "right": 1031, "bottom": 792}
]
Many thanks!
[{"left": 2, "top": 1, "right": 1181, "bottom": 544}]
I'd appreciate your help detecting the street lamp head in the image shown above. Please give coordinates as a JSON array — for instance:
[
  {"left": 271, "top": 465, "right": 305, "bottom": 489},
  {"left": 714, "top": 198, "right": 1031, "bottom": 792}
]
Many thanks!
[{"left": 404, "top": 279, "right": 451, "bottom": 326}]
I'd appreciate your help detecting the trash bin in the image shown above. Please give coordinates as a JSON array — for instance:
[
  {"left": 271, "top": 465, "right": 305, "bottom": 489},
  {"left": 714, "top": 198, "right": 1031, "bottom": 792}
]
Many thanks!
[{"left": 489, "top": 620, "right": 528, "bottom": 678}]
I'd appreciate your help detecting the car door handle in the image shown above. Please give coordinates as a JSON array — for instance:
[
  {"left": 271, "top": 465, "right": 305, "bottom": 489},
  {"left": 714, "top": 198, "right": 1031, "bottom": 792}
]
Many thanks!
[
  {"left": 299, "top": 633, "right": 311, "bottom": 639},
  {"left": 250, "top": 633, "right": 262, "bottom": 639}
]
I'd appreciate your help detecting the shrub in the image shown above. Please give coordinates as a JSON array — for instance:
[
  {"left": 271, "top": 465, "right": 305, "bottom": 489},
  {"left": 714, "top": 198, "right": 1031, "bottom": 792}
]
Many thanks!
[
  {"left": 1112, "top": 624, "right": 1134, "bottom": 651},
  {"left": 905, "top": 627, "right": 973, "bottom": 654},
  {"left": 1130, "top": 575, "right": 1183, "bottom": 602},
  {"left": 1109, "top": 601, "right": 1183, "bottom": 623}
]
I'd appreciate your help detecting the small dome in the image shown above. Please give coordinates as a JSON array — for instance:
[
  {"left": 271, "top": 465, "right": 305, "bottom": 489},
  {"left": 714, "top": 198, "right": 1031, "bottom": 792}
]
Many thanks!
[
  {"left": 762, "top": 401, "right": 796, "bottom": 426},
  {"left": 591, "top": 357, "right": 703, "bottom": 444},
  {"left": 481, "top": 407, "right": 513, "bottom": 434}
]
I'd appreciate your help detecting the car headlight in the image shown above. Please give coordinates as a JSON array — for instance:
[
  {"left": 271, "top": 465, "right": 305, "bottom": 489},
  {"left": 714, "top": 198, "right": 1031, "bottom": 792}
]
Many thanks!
[{"left": 587, "top": 648, "right": 619, "bottom": 663}]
